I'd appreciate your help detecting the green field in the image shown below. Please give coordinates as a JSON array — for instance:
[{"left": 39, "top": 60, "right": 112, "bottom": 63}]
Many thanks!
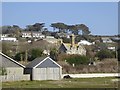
[{"left": 2, "top": 77, "right": 119, "bottom": 89}]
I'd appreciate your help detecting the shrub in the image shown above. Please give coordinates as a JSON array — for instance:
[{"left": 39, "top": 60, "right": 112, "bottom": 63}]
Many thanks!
[
  {"left": 65, "top": 55, "right": 89, "bottom": 65},
  {"left": 0, "top": 68, "right": 7, "bottom": 75},
  {"left": 14, "top": 52, "right": 25, "bottom": 61},
  {"left": 30, "top": 48, "right": 43, "bottom": 60},
  {"left": 96, "top": 50, "right": 114, "bottom": 60}
]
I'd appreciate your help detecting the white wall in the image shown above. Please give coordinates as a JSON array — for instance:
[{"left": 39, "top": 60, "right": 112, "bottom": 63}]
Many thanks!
[
  {"left": 1, "top": 74, "right": 30, "bottom": 82},
  {"left": 62, "top": 73, "right": 120, "bottom": 78},
  {"left": 32, "top": 68, "right": 62, "bottom": 80}
]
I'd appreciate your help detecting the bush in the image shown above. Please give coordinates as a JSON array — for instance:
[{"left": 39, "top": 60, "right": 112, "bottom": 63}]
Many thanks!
[
  {"left": 0, "top": 68, "right": 7, "bottom": 75},
  {"left": 14, "top": 48, "right": 43, "bottom": 61},
  {"left": 65, "top": 55, "right": 89, "bottom": 65},
  {"left": 96, "top": 50, "right": 114, "bottom": 60},
  {"left": 30, "top": 48, "right": 43, "bottom": 60},
  {"left": 14, "top": 52, "right": 25, "bottom": 61}
]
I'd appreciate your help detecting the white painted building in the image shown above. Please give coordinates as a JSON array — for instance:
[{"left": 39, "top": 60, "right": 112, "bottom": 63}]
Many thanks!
[
  {"left": 101, "top": 37, "right": 113, "bottom": 43},
  {"left": 22, "top": 31, "right": 45, "bottom": 38},
  {"left": 0, "top": 37, "right": 17, "bottom": 42},
  {"left": 78, "top": 40, "right": 93, "bottom": 45}
]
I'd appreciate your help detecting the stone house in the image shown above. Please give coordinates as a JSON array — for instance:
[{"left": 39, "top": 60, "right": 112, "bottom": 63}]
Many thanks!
[{"left": 59, "top": 34, "right": 86, "bottom": 55}]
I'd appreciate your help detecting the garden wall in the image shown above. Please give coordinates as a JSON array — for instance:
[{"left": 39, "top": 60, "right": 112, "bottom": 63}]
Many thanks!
[{"left": 0, "top": 74, "right": 30, "bottom": 82}]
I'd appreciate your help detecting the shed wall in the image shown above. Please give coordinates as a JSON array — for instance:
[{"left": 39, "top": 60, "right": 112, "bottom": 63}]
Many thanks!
[
  {"left": 32, "top": 67, "right": 62, "bottom": 80},
  {"left": 6, "top": 67, "right": 23, "bottom": 75}
]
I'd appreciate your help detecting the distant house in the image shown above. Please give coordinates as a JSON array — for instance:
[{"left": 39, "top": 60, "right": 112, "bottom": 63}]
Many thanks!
[
  {"left": 56, "top": 32, "right": 71, "bottom": 38},
  {"left": 0, "top": 34, "right": 9, "bottom": 38},
  {"left": 0, "top": 37, "right": 17, "bottom": 42},
  {"left": 25, "top": 57, "right": 62, "bottom": 80},
  {"left": 44, "top": 36, "right": 62, "bottom": 45},
  {"left": 22, "top": 31, "right": 45, "bottom": 38},
  {"left": 59, "top": 34, "right": 86, "bottom": 55},
  {"left": 0, "top": 34, "right": 17, "bottom": 42},
  {"left": 0, "top": 52, "right": 29, "bottom": 82},
  {"left": 78, "top": 40, "right": 93, "bottom": 45},
  {"left": 101, "top": 37, "right": 113, "bottom": 43}
]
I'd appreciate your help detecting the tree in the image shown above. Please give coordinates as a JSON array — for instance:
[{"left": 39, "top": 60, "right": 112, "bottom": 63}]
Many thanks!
[
  {"left": 26, "top": 23, "right": 45, "bottom": 32},
  {"left": 12, "top": 25, "right": 22, "bottom": 39},
  {"left": 96, "top": 50, "right": 114, "bottom": 60},
  {"left": 30, "top": 48, "right": 43, "bottom": 60},
  {"left": 33, "top": 23, "right": 45, "bottom": 32},
  {"left": 2, "top": 42, "right": 12, "bottom": 57},
  {"left": 51, "top": 22, "right": 67, "bottom": 33},
  {"left": 50, "top": 48, "right": 58, "bottom": 61},
  {"left": 76, "top": 24, "right": 91, "bottom": 35},
  {"left": 67, "top": 25, "right": 78, "bottom": 35},
  {"left": 14, "top": 52, "right": 25, "bottom": 61}
]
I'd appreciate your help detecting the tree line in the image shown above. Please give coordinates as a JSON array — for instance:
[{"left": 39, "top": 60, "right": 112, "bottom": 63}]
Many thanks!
[{"left": 1, "top": 22, "right": 91, "bottom": 36}]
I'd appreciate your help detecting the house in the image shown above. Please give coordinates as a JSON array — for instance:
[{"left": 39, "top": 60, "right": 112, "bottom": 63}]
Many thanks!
[
  {"left": 0, "top": 34, "right": 9, "bottom": 38},
  {"left": 59, "top": 34, "right": 86, "bottom": 55},
  {"left": 44, "top": 36, "right": 62, "bottom": 45},
  {"left": 56, "top": 32, "right": 71, "bottom": 38},
  {"left": 0, "top": 52, "right": 30, "bottom": 82},
  {"left": 101, "top": 37, "right": 113, "bottom": 43},
  {"left": 22, "top": 31, "right": 45, "bottom": 38},
  {"left": 0, "top": 34, "right": 17, "bottom": 42},
  {"left": 0, "top": 37, "right": 17, "bottom": 42},
  {"left": 78, "top": 40, "right": 93, "bottom": 45},
  {"left": 24, "top": 57, "right": 62, "bottom": 80}
]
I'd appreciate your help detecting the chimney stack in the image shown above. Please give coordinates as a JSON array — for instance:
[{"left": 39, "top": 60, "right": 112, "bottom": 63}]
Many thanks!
[{"left": 71, "top": 34, "right": 75, "bottom": 47}]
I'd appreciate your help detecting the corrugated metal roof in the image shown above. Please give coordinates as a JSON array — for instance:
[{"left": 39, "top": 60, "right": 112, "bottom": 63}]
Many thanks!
[{"left": 0, "top": 53, "right": 25, "bottom": 68}]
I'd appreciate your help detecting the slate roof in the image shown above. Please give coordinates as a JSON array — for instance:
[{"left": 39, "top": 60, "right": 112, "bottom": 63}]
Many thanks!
[
  {"left": 0, "top": 52, "right": 25, "bottom": 68},
  {"left": 26, "top": 57, "right": 46, "bottom": 68},
  {"left": 26, "top": 56, "right": 62, "bottom": 68},
  {"left": 62, "top": 43, "right": 86, "bottom": 51}
]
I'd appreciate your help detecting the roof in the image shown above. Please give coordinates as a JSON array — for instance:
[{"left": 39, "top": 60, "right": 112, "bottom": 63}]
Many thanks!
[
  {"left": 26, "top": 56, "right": 62, "bottom": 68},
  {"left": 62, "top": 43, "right": 85, "bottom": 51},
  {"left": 22, "top": 31, "right": 42, "bottom": 33},
  {"left": 78, "top": 40, "right": 92, "bottom": 45},
  {"left": 0, "top": 52, "right": 25, "bottom": 68}
]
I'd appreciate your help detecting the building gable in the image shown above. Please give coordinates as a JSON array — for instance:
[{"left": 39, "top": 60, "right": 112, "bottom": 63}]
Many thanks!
[
  {"left": 59, "top": 43, "right": 67, "bottom": 53},
  {"left": 34, "top": 57, "right": 62, "bottom": 68},
  {"left": 36, "top": 58, "right": 59, "bottom": 68},
  {"left": 0, "top": 52, "right": 25, "bottom": 68},
  {"left": 26, "top": 57, "right": 62, "bottom": 68}
]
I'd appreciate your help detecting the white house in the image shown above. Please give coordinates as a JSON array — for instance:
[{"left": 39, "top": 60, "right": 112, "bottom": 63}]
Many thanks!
[
  {"left": 101, "top": 37, "right": 113, "bottom": 43},
  {"left": 78, "top": 40, "right": 92, "bottom": 45},
  {"left": 0, "top": 34, "right": 9, "bottom": 38},
  {"left": 22, "top": 31, "right": 45, "bottom": 38},
  {"left": 0, "top": 37, "right": 17, "bottom": 42}
]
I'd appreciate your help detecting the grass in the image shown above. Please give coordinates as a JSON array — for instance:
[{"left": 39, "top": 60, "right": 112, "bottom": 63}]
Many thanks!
[{"left": 2, "top": 77, "right": 119, "bottom": 88}]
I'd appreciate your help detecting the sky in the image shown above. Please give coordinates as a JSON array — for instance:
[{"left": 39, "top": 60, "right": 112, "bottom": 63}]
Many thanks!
[{"left": 2, "top": 2, "right": 118, "bottom": 35}]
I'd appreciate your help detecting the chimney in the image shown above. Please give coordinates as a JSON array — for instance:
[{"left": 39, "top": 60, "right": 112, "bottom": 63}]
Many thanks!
[{"left": 70, "top": 34, "right": 75, "bottom": 47}]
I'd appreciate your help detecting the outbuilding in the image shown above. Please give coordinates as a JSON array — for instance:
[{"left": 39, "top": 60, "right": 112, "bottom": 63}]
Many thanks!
[
  {"left": 25, "top": 57, "right": 62, "bottom": 80},
  {"left": 0, "top": 52, "right": 30, "bottom": 82}
]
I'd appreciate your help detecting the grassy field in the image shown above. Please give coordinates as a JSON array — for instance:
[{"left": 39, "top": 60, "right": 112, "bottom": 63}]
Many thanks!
[{"left": 2, "top": 77, "right": 119, "bottom": 88}]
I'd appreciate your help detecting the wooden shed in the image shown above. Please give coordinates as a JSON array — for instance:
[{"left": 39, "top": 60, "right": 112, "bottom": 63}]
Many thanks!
[{"left": 25, "top": 57, "right": 62, "bottom": 80}]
